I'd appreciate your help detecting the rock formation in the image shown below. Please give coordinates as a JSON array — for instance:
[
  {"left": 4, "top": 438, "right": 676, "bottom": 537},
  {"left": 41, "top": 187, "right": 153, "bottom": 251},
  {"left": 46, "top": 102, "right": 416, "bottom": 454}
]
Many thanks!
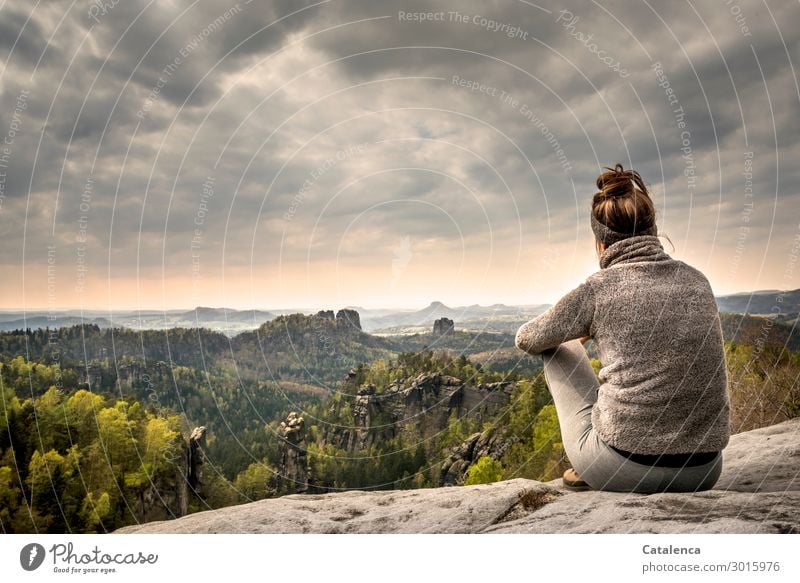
[
  {"left": 335, "top": 308, "right": 362, "bottom": 331},
  {"left": 115, "top": 418, "right": 800, "bottom": 534},
  {"left": 325, "top": 372, "right": 512, "bottom": 453},
  {"left": 133, "top": 457, "right": 188, "bottom": 522},
  {"left": 440, "top": 429, "right": 518, "bottom": 486},
  {"left": 432, "top": 317, "right": 454, "bottom": 336},
  {"left": 313, "top": 308, "right": 362, "bottom": 332},
  {"left": 188, "top": 426, "right": 207, "bottom": 498},
  {"left": 269, "top": 412, "right": 311, "bottom": 495}
]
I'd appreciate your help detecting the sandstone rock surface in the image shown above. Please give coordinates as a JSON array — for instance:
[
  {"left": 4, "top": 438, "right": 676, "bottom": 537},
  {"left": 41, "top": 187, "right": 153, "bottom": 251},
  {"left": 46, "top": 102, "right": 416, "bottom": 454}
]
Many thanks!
[{"left": 115, "top": 418, "right": 800, "bottom": 534}]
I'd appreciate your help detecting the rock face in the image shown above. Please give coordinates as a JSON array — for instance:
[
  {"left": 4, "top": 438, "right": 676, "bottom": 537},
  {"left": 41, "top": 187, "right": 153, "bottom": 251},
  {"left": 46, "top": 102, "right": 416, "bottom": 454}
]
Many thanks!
[
  {"left": 133, "top": 456, "right": 188, "bottom": 522},
  {"left": 188, "top": 426, "right": 207, "bottom": 498},
  {"left": 432, "top": 317, "right": 454, "bottom": 336},
  {"left": 314, "top": 308, "right": 362, "bottom": 331},
  {"left": 335, "top": 308, "right": 362, "bottom": 331},
  {"left": 269, "top": 412, "right": 311, "bottom": 495},
  {"left": 440, "top": 429, "right": 518, "bottom": 486},
  {"left": 115, "top": 418, "right": 800, "bottom": 534},
  {"left": 325, "top": 372, "right": 512, "bottom": 453}
]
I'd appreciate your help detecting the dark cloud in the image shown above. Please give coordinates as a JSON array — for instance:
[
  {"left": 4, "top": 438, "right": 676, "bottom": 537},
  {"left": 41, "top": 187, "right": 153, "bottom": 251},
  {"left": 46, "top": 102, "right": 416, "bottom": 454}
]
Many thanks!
[{"left": 0, "top": 7, "right": 48, "bottom": 65}]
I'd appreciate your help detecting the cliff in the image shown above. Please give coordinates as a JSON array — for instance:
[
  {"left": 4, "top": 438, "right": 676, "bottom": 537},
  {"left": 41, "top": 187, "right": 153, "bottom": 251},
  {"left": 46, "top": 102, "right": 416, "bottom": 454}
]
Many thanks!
[
  {"left": 114, "top": 418, "right": 799, "bottom": 534},
  {"left": 323, "top": 371, "right": 512, "bottom": 455}
]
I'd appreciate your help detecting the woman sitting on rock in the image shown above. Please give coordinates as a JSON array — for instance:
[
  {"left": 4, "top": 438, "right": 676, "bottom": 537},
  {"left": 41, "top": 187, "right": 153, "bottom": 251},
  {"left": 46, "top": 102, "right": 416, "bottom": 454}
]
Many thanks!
[{"left": 515, "top": 163, "right": 730, "bottom": 493}]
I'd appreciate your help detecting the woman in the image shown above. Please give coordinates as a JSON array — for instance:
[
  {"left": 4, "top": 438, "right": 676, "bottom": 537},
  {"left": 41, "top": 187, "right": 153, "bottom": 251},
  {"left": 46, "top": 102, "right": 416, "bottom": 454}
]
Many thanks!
[{"left": 515, "top": 163, "right": 730, "bottom": 493}]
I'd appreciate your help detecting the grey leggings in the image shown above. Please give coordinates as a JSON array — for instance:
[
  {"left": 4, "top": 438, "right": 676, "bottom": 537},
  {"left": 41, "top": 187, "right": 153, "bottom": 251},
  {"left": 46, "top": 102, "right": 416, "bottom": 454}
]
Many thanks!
[{"left": 541, "top": 339, "right": 722, "bottom": 493}]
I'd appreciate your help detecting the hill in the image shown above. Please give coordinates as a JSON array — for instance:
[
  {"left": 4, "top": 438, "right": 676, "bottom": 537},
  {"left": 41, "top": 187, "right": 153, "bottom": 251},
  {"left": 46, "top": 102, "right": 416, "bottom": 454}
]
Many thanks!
[
  {"left": 364, "top": 302, "right": 547, "bottom": 334},
  {"left": 715, "top": 288, "right": 800, "bottom": 315},
  {"left": 0, "top": 307, "right": 277, "bottom": 334}
]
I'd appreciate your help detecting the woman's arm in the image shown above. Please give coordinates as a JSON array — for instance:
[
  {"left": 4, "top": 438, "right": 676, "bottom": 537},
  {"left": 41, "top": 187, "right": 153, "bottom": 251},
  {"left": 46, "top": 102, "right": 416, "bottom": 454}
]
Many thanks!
[{"left": 514, "top": 280, "right": 596, "bottom": 355}]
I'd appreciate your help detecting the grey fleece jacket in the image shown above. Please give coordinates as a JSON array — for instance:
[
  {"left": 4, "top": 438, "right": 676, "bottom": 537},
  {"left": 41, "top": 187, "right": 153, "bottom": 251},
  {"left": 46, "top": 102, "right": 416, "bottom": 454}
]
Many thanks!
[{"left": 515, "top": 235, "right": 731, "bottom": 455}]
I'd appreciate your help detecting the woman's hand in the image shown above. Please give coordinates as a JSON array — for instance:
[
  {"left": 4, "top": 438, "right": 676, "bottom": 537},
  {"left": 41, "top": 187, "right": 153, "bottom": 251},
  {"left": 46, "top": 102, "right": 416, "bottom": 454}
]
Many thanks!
[{"left": 579, "top": 335, "right": 591, "bottom": 345}]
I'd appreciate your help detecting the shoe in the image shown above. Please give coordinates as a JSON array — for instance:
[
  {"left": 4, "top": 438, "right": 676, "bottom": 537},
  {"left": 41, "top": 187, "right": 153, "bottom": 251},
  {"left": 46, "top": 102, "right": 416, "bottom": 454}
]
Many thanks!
[{"left": 562, "top": 468, "right": 592, "bottom": 491}]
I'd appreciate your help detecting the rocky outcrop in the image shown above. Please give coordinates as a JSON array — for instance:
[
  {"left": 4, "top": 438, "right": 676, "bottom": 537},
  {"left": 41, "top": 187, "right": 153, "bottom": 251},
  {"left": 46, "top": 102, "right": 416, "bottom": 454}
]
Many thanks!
[
  {"left": 116, "top": 360, "right": 146, "bottom": 388},
  {"left": 269, "top": 412, "right": 311, "bottom": 495},
  {"left": 440, "top": 429, "right": 518, "bottom": 486},
  {"left": 484, "top": 419, "right": 800, "bottom": 534},
  {"left": 313, "top": 308, "right": 362, "bottom": 331},
  {"left": 325, "top": 372, "right": 513, "bottom": 453},
  {"left": 133, "top": 456, "right": 188, "bottom": 522},
  {"left": 335, "top": 309, "right": 361, "bottom": 331},
  {"left": 115, "top": 418, "right": 800, "bottom": 534},
  {"left": 432, "top": 317, "right": 454, "bottom": 336},
  {"left": 132, "top": 425, "right": 202, "bottom": 521},
  {"left": 188, "top": 426, "right": 207, "bottom": 498}
]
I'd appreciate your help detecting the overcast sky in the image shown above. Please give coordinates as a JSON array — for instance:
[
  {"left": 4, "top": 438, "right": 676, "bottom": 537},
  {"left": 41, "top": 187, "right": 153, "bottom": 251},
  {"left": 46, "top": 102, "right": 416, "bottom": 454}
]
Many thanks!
[{"left": 0, "top": 0, "right": 798, "bottom": 310}]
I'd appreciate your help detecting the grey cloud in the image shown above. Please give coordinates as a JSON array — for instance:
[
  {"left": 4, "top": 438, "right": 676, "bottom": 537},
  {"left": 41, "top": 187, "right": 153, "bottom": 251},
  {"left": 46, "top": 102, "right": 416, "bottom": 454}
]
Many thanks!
[
  {"left": 0, "top": 0, "right": 797, "bottom": 303},
  {"left": 0, "top": 8, "right": 46, "bottom": 64}
]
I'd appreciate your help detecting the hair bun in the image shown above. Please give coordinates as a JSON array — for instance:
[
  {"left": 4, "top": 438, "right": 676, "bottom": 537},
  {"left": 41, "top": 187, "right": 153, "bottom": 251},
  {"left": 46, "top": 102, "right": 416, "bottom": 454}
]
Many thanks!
[
  {"left": 591, "top": 162, "right": 657, "bottom": 241},
  {"left": 595, "top": 162, "right": 647, "bottom": 199}
]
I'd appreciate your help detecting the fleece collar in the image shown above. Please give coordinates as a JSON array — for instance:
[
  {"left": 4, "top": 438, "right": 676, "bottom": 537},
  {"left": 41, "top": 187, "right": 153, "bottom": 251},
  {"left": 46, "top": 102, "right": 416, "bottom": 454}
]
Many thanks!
[
  {"left": 599, "top": 235, "right": 670, "bottom": 269},
  {"left": 591, "top": 213, "right": 657, "bottom": 246}
]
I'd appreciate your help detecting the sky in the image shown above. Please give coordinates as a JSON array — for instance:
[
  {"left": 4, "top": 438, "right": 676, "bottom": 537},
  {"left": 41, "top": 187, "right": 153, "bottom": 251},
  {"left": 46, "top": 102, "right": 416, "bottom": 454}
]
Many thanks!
[{"left": 0, "top": 0, "right": 798, "bottom": 311}]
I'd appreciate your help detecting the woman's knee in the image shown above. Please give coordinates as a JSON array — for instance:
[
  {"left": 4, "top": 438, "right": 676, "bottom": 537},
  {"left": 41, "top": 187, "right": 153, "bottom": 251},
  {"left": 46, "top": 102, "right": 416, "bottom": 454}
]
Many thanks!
[{"left": 542, "top": 338, "right": 586, "bottom": 365}]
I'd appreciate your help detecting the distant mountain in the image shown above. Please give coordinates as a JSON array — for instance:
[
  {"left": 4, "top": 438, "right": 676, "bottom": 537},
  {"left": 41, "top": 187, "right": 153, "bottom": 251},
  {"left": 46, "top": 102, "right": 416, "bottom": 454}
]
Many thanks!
[
  {"left": 172, "top": 307, "right": 276, "bottom": 327},
  {"left": 2, "top": 288, "right": 797, "bottom": 335},
  {"left": 361, "top": 300, "right": 548, "bottom": 332},
  {"left": 0, "top": 315, "right": 113, "bottom": 331},
  {"left": 719, "top": 312, "right": 800, "bottom": 352},
  {"left": 715, "top": 289, "right": 800, "bottom": 315},
  {"left": 0, "top": 307, "right": 275, "bottom": 334}
]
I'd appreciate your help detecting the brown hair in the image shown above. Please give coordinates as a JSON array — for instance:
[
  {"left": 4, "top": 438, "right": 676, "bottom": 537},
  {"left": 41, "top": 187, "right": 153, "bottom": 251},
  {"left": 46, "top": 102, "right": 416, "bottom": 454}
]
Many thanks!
[{"left": 591, "top": 162, "right": 656, "bottom": 237}]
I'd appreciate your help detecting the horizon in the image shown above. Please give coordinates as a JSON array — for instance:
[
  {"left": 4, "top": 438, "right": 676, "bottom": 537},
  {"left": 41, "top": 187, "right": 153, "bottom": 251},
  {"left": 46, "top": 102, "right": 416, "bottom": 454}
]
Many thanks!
[{"left": 1, "top": 286, "right": 796, "bottom": 314}]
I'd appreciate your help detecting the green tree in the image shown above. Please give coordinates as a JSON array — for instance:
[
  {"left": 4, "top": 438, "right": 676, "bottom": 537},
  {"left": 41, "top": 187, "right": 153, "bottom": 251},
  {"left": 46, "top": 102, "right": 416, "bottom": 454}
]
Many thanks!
[
  {"left": 96, "top": 402, "right": 137, "bottom": 472},
  {"left": 33, "top": 386, "right": 69, "bottom": 452},
  {"left": 65, "top": 389, "right": 105, "bottom": 444},
  {"left": 233, "top": 461, "right": 273, "bottom": 501},
  {"left": 27, "top": 448, "right": 73, "bottom": 532},
  {"left": 465, "top": 456, "right": 504, "bottom": 485},
  {"left": 531, "top": 404, "right": 565, "bottom": 481},
  {"left": 80, "top": 491, "right": 112, "bottom": 532},
  {"left": 0, "top": 465, "right": 21, "bottom": 529}
]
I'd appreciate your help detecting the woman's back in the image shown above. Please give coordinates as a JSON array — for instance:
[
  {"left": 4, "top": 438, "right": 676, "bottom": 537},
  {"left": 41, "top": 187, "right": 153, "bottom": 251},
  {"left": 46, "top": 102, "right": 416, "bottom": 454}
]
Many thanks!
[{"left": 585, "top": 235, "right": 730, "bottom": 455}]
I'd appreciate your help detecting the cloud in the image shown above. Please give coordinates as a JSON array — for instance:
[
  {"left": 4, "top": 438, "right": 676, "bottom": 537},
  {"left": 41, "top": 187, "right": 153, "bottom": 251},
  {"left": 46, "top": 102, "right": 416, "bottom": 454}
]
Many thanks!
[{"left": 0, "top": 0, "right": 797, "bottom": 308}]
